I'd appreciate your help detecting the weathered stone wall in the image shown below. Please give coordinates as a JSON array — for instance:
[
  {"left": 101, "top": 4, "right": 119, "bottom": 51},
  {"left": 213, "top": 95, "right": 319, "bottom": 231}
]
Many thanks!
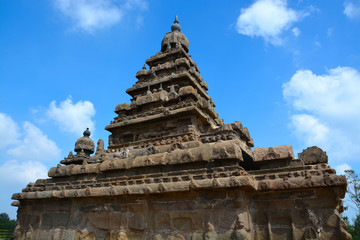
[
  {"left": 15, "top": 189, "right": 249, "bottom": 239},
  {"left": 251, "top": 188, "right": 348, "bottom": 239},
  {"left": 14, "top": 184, "right": 349, "bottom": 240}
]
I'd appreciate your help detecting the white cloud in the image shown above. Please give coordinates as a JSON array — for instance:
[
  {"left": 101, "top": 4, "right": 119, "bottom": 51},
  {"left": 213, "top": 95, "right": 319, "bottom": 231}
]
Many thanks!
[
  {"left": 344, "top": 1, "right": 360, "bottom": 20},
  {"left": 236, "top": 0, "right": 304, "bottom": 45},
  {"left": 292, "top": 27, "right": 300, "bottom": 37},
  {"left": 54, "top": 0, "right": 148, "bottom": 33},
  {"left": 0, "top": 113, "right": 20, "bottom": 149},
  {"left": 0, "top": 113, "right": 61, "bottom": 219},
  {"left": 0, "top": 113, "right": 61, "bottom": 161},
  {"left": 0, "top": 160, "right": 48, "bottom": 185},
  {"left": 6, "top": 122, "right": 61, "bottom": 161},
  {"left": 47, "top": 96, "right": 96, "bottom": 136},
  {"left": 291, "top": 114, "right": 329, "bottom": 146},
  {"left": 283, "top": 67, "right": 360, "bottom": 163},
  {"left": 335, "top": 163, "right": 352, "bottom": 175},
  {"left": 0, "top": 160, "right": 49, "bottom": 219},
  {"left": 283, "top": 67, "right": 360, "bottom": 118}
]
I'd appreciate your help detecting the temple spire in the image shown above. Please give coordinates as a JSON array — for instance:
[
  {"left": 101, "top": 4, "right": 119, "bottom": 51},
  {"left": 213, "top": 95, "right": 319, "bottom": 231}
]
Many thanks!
[{"left": 171, "top": 15, "right": 181, "bottom": 32}]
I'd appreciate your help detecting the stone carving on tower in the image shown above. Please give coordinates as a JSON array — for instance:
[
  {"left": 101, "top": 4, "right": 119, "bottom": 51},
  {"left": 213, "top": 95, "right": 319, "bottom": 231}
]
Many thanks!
[{"left": 12, "top": 17, "right": 351, "bottom": 240}]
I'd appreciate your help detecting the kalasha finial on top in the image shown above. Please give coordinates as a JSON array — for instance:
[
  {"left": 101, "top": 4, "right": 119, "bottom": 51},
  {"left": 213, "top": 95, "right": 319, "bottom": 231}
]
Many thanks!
[
  {"left": 83, "top": 128, "right": 91, "bottom": 137},
  {"left": 171, "top": 15, "right": 181, "bottom": 32},
  {"left": 74, "top": 128, "right": 94, "bottom": 156},
  {"left": 161, "top": 15, "right": 189, "bottom": 53}
]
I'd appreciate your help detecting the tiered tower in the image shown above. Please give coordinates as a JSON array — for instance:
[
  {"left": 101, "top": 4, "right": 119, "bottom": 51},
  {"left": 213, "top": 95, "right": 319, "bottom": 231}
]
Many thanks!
[
  {"left": 105, "top": 16, "right": 253, "bottom": 158},
  {"left": 12, "top": 17, "right": 351, "bottom": 240}
]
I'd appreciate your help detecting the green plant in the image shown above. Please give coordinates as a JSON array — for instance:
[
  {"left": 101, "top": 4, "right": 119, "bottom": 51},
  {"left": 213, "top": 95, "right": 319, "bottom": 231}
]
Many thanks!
[{"left": 345, "top": 170, "right": 360, "bottom": 239}]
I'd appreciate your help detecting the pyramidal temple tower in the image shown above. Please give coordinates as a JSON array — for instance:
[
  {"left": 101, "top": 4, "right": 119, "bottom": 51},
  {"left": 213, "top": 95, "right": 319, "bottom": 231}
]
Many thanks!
[{"left": 12, "top": 17, "right": 351, "bottom": 240}]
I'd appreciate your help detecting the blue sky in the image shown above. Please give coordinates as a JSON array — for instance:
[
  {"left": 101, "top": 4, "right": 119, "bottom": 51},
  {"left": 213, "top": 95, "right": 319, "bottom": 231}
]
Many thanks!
[{"left": 1, "top": 0, "right": 360, "bottom": 220}]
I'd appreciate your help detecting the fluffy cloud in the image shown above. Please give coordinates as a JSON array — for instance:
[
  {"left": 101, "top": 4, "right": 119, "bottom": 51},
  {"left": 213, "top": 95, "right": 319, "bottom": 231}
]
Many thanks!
[
  {"left": 0, "top": 113, "right": 61, "bottom": 218},
  {"left": 0, "top": 159, "right": 49, "bottom": 219},
  {"left": 290, "top": 114, "right": 329, "bottom": 146},
  {"left": 0, "top": 113, "right": 20, "bottom": 149},
  {"left": 54, "top": 0, "right": 147, "bottom": 33},
  {"left": 283, "top": 67, "right": 360, "bottom": 119},
  {"left": 344, "top": 1, "right": 360, "bottom": 19},
  {"left": 0, "top": 160, "right": 48, "bottom": 185},
  {"left": 236, "top": 0, "right": 303, "bottom": 45},
  {"left": 335, "top": 163, "right": 352, "bottom": 175},
  {"left": 6, "top": 122, "right": 61, "bottom": 161},
  {"left": 283, "top": 67, "right": 360, "bottom": 163},
  {"left": 47, "top": 97, "right": 96, "bottom": 136}
]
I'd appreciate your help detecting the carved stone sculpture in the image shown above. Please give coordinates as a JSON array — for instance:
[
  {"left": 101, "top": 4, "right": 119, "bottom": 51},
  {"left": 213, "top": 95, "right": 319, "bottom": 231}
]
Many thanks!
[
  {"left": 203, "top": 223, "right": 217, "bottom": 240},
  {"left": 231, "top": 219, "right": 249, "bottom": 240},
  {"left": 12, "top": 16, "right": 349, "bottom": 240}
]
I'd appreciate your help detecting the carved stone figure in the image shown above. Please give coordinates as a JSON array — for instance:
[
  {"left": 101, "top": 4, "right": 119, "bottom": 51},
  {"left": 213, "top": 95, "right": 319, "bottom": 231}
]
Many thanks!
[
  {"left": 13, "top": 224, "right": 21, "bottom": 240},
  {"left": 231, "top": 219, "right": 249, "bottom": 240},
  {"left": 75, "top": 230, "right": 96, "bottom": 240},
  {"left": 95, "top": 139, "right": 104, "bottom": 154},
  {"left": 106, "top": 231, "right": 128, "bottom": 240},
  {"left": 303, "top": 209, "right": 323, "bottom": 240},
  {"left": 203, "top": 222, "right": 217, "bottom": 240},
  {"left": 153, "top": 234, "right": 164, "bottom": 240},
  {"left": 25, "top": 225, "right": 33, "bottom": 240}
]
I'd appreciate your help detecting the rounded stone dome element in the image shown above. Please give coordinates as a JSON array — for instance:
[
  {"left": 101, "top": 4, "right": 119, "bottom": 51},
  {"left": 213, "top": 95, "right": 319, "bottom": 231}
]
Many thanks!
[
  {"left": 74, "top": 128, "right": 95, "bottom": 156},
  {"left": 161, "top": 16, "right": 189, "bottom": 53},
  {"left": 171, "top": 15, "right": 181, "bottom": 32},
  {"left": 115, "top": 103, "right": 130, "bottom": 114},
  {"left": 83, "top": 128, "right": 90, "bottom": 137}
]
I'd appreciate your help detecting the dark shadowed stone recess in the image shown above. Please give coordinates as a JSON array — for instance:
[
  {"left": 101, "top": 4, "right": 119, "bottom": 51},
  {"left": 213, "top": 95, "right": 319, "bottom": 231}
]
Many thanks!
[{"left": 12, "top": 17, "right": 351, "bottom": 240}]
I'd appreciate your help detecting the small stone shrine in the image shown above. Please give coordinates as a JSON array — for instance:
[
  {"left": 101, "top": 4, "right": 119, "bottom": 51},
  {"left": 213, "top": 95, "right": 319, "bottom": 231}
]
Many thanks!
[{"left": 12, "top": 17, "right": 351, "bottom": 240}]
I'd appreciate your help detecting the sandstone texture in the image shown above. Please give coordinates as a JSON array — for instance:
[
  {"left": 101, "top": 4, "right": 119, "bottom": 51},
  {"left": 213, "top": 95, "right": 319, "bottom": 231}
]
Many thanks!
[{"left": 12, "top": 17, "right": 351, "bottom": 240}]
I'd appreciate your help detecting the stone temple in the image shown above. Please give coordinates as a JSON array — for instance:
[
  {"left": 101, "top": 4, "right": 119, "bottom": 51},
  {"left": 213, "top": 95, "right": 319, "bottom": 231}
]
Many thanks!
[{"left": 12, "top": 17, "right": 351, "bottom": 240}]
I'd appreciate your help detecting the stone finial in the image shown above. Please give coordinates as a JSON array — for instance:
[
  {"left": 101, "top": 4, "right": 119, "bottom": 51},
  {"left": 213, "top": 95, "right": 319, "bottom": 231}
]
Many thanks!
[
  {"left": 161, "top": 15, "right": 189, "bottom": 52},
  {"left": 74, "top": 128, "right": 95, "bottom": 156},
  {"left": 142, "top": 64, "right": 146, "bottom": 70},
  {"left": 171, "top": 15, "right": 181, "bottom": 32},
  {"left": 83, "top": 128, "right": 91, "bottom": 137}
]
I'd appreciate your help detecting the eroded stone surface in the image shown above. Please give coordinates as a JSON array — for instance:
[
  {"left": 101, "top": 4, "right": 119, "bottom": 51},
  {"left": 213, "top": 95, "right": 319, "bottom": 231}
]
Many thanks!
[
  {"left": 299, "top": 146, "right": 328, "bottom": 165},
  {"left": 12, "top": 17, "right": 350, "bottom": 240},
  {"left": 253, "top": 145, "right": 294, "bottom": 162}
]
